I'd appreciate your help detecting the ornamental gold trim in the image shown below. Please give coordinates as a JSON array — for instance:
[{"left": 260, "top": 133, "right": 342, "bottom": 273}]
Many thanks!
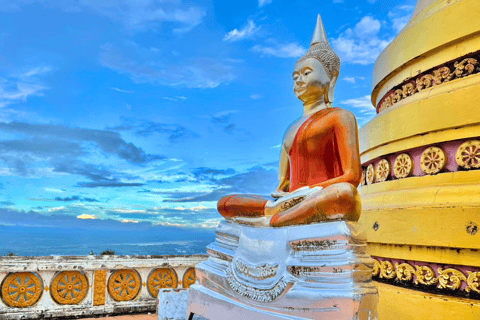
[
  {"left": 393, "top": 153, "right": 413, "bottom": 179},
  {"left": 147, "top": 268, "right": 178, "bottom": 298},
  {"left": 376, "top": 54, "right": 479, "bottom": 113},
  {"left": 372, "top": 258, "right": 480, "bottom": 297},
  {"left": 438, "top": 268, "right": 467, "bottom": 290},
  {"left": 395, "top": 263, "right": 415, "bottom": 281},
  {"left": 108, "top": 269, "right": 141, "bottom": 302},
  {"left": 372, "top": 259, "right": 381, "bottom": 277},
  {"left": 376, "top": 159, "right": 390, "bottom": 183},
  {"left": 93, "top": 270, "right": 106, "bottom": 306},
  {"left": 1, "top": 272, "right": 43, "bottom": 308},
  {"left": 379, "top": 261, "right": 396, "bottom": 279},
  {"left": 466, "top": 271, "right": 480, "bottom": 293},
  {"left": 366, "top": 164, "right": 375, "bottom": 185},
  {"left": 50, "top": 271, "right": 88, "bottom": 305},
  {"left": 420, "top": 146, "right": 446, "bottom": 175},
  {"left": 415, "top": 265, "right": 438, "bottom": 286},
  {"left": 456, "top": 140, "right": 480, "bottom": 169},
  {"left": 182, "top": 268, "right": 196, "bottom": 289}
]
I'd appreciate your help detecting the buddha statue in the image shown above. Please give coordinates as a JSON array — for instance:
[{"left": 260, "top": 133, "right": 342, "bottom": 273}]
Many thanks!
[{"left": 217, "top": 14, "right": 362, "bottom": 227}]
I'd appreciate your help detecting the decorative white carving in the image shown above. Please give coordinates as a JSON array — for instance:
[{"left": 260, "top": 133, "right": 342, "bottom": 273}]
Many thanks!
[
  {"left": 225, "top": 268, "right": 287, "bottom": 302},
  {"left": 235, "top": 258, "right": 278, "bottom": 280}
]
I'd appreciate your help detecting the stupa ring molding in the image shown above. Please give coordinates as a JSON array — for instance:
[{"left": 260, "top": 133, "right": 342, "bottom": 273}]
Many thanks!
[
  {"left": 372, "top": 257, "right": 480, "bottom": 299},
  {"left": 375, "top": 52, "right": 480, "bottom": 113},
  {"left": 361, "top": 138, "right": 480, "bottom": 186}
]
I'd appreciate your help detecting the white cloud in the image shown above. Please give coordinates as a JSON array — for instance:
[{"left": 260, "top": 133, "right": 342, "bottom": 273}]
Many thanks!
[
  {"left": 121, "top": 219, "right": 139, "bottom": 223},
  {"left": 100, "top": 44, "right": 236, "bottom": 89},
  {"left": 162, "top": 96, "right": 187, "bottom": 102},
  {"left": 112, "top": 208, "right": 146, "bottom": 214},
  {"left": 111, "top": 87, "right": 133, "bottom": 93},
  {"left": 19, "top": 66, "right": 52, "bottom": 79},
  {"left": 340, "top": 95, "right": 376, "bottom": 126},
  {"left": 45, "top": 188, "right": 65, "bottom": 193},
  {"left": 388, "top": 5, "right": 415, "bottom": 33},
  {"left": 0, "top": 65, "right": 51, "bottom": 109},
  {"left": 224, "top": 20, "right": 260, "bottom": 42},
  {"left": 250, "top": 94, "right": 263, "bottom": 99},
  {"left": 331, "top": 16, "right": 392, "bottom": 65},
  {"left": 0, "top": 0, "right": 206, "bottom": 33},
  {"left": 342, "top": 76, "right": 366, "bottom": 84},
  {"left": 77, "top": 214, "right": 99, "bottom": 219},
  {"left": 191, "top": 205, "right": 208, "bottom": 211},
  {"left": 258, "top": 0, "right": 272, "bottom": 7},
  {"left": 252, "top": 41, "right": 306, "bottom": 58},
  {"left": 48, "top": 206, "right": 65, "bottom": 212}
]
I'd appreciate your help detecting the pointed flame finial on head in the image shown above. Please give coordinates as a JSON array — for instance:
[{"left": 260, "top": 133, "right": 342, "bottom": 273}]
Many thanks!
[
  {"left": 296, "top": 14, "right": 340, "bottom": 80},
  {"left": 311, "top": 14, "right": 329, "bottom": 46}
]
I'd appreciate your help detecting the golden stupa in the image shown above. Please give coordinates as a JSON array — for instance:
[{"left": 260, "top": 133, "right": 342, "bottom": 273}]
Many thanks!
[{"left": 358, "top": 0, "right": 480, "bottom": 318}]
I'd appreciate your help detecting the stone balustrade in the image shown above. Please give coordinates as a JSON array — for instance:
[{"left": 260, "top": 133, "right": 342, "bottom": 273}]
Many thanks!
[{"left": 0, "top": 255, "right": 207, "bottom": 320}]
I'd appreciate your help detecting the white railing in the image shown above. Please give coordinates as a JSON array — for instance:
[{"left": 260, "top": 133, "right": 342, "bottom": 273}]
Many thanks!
[{"left": 0, "top": 255, "right": 207, "bottom": 319}]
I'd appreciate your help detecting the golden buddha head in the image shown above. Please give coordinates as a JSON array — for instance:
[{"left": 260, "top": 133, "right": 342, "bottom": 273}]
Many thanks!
[{"left": 294, "top": 15, "right": 340, "bottom": 105}]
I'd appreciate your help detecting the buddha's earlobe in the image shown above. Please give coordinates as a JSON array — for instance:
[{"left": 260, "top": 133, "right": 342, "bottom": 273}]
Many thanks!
[{"left": 327, "top": 71, "right": 339, "bottom": 104}]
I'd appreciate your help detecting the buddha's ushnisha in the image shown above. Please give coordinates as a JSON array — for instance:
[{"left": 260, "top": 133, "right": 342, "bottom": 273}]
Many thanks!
[{"left": 217, "top": 15, "right": 362, "bottom": 227}]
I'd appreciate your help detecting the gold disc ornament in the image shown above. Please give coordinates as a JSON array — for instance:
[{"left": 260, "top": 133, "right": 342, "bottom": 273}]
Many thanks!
[
  {"left": 365, "top": 164, "right": 375, "bottom": 185},
  {"left": 375, "top": 159, "right": 390, "bottom": 182},
  {"left": 51, "top": 271, "right": 88, "bottom": 305},
  {"left": 182, "top": 268, "right": 196, "bottom": 289},
  {"left": 420, "top": 146, "right": 446, "bottom": 174},
  {"left": 394, "top": 153, "right": 413, "bottom": 179},
  {"left": 1, "top": 272, "right": 43, "bottom": 308},
  {"left": 108, "top": 269, "right": 141, "bottom": 301},
  {"left": 456, "top": 140, "right": 480, "bottom": 169},
  {"left": 147, "top": 268, "right": 178, "bottom": 298}
]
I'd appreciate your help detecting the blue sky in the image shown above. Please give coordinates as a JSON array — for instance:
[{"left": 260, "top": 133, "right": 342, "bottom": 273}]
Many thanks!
[{"left": 0, "top": 0, "right": 417, "bottom": 235}]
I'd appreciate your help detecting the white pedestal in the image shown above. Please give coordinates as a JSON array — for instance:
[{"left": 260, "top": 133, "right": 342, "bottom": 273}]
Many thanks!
[
  {"left": 187, "top": 220, "right": 378, "bottom": 320},
  {"left": 158, "top": 289, "right": 189, "bottom": 320}
]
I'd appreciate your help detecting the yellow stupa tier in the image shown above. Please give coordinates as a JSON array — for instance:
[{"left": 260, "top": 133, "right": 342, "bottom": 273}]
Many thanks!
[{"left": 359, "top": 0, "right": 480, "bottom": 318}]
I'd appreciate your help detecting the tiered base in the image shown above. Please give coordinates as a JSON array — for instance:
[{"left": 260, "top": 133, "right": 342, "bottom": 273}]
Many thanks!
[{"left": 186, "top": 220, "right": 378, "bottom": 320}]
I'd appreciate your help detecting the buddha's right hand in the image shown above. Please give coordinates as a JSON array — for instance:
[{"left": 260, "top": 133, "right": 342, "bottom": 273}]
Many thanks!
[{"left": 271, "top": 189, "right": 289, "bottom": 199}]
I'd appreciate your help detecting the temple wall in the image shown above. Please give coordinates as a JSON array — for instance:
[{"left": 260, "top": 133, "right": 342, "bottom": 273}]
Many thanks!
[{"left": 0, "top": 255, "right": 207, "bottom": 320}]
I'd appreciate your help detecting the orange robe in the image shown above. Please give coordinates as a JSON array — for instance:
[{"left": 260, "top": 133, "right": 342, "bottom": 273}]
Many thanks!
[
  {"left": 289, "top": 108, "right": 343, "bottom": 192},
  {"left": 217, "top": 107, "right": 361, "bottom": 218}
]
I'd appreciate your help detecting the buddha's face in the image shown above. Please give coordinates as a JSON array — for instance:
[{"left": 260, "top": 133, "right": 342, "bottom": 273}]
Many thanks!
[{"left": 293, "top": 58, "right": 330, "bottom": 104}]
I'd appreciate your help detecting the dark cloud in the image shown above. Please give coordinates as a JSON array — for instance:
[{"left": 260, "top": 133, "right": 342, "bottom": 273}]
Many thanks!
[
  {"left": 192, "top": 167, "right": 236, "bottom": 180},
  {"left": 264, "top": 161, "right": 279, "bottom": 167},
  {"left": 225, "top": 124, "right": 235, "bottom": 132},
  {"left": 109, "top": 117, "right": 199, "bottom": 143},
  {"left": 0, "top": 201, "right": 14, "bottom": 206},
  {"left": 0, "top": 138, "right": 84, "bottom": 156},
  {"left": 51, "top": 160, "right": 143, "bottom": 188},
  {"left": 78, "top": 182, "right": 144, "bottom": 188},
  {"left": 0, "top": 121, "right": 164, "bottom": 164},
  {"left": 211, "top": 112, "right": 235, "bottom": 124},
  {"left": 164, "top": 166, "right": 277, "bottom": 202},
  {"left": 54, "top": 196, "right": 99, "bottom": 202}
]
